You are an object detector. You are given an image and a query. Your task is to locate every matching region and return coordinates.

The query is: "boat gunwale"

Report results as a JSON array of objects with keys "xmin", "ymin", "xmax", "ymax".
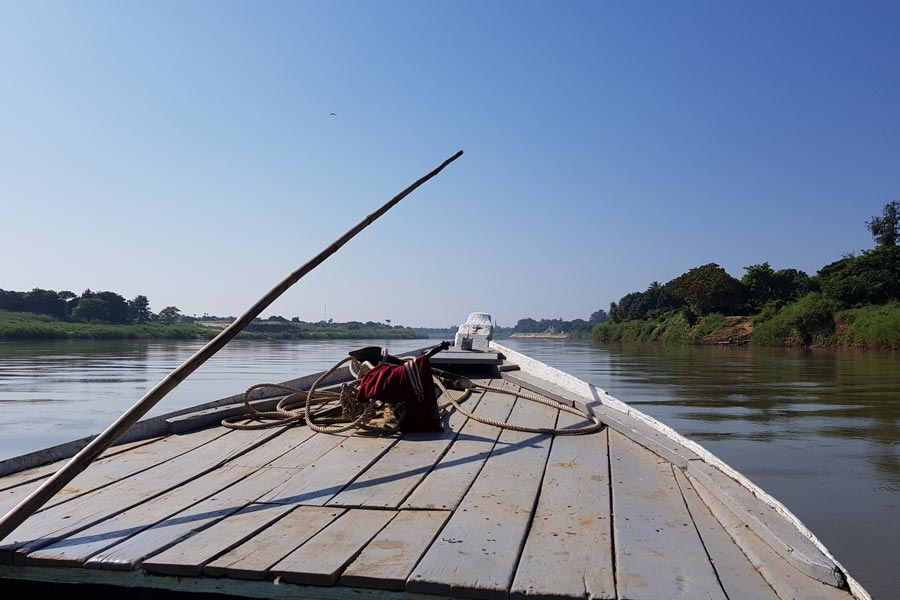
[
  {"xmin": 490, "ymin": 340, "xmax": 871, "ymax": 600},
  {"xmin": 0, "ymin": 341, "xmax": 872, "ymax": 600},
  {"xmin": 0, "ymin": 344, "xmax": 444, "ymax": 478}
]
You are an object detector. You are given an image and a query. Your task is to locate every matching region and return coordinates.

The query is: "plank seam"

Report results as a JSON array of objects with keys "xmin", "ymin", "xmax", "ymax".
[
  {"xmin": 448, "ymin": 380, "xmax": 518, "ymax": 509},
  {"xmin": 14, "ymin": 427, "xmax": 288, "ymax": 559},
  {"xmin": 0, "ymin": 437, "xmax": 166, "ymax": 494},
  {"xmin": 606, "ymin": 427, "xmax": 618, "ymax": 600},
  {"xmin": 374, "ymin": 511, "xmax": 452, "ymax": 592},
  {"xmin": 331, "ymin": 510, "xmax": 401, "ymax": 584},
  {"xmin": 406, "ymin": 379, "xmax": 515, "ymax": 513},
  {"xmin": 507, "ymin": 387, "xmax": 559, "ymax": 600},
  {"xmin": 25, "ymin": 429, "xmax": 235, "ymax": 515},
  {"xmin": 671, "ymin": 464, "xmax": 732, "ymax": 600},
  {"xmin": 100, "ymin": 430, "xmax": 332, "ymax": 568},
  {"xmin": 146, "ymin": 502, "xmax": 307, "ymax": 574},
  {"xmin": 391, "ymin": 389, "xmax": 486, "ymax": 509},
  {"xmin": 674, "ymin": 468, "xmax": 781, "ymax": 600},
  {"xmin": 319, "ymin": 436, "xmax": 403, "ymax": 506}
]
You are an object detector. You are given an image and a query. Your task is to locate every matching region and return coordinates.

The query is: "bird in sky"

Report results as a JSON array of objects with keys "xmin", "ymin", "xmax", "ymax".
[{"xmin": 329, "ymin": 112, "xmax": 337, "ymax": 116}]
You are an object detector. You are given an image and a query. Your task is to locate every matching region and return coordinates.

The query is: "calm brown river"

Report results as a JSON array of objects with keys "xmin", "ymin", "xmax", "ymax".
[{"xmin": 0, "ymin": 338, "xmax": 897, "ymax": 597}]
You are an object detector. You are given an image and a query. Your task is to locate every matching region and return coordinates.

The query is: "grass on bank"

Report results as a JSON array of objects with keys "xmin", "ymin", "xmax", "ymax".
[
  {"xmin": 0, "ymin": 311, "xmax": 427, "ymax": 341},
  {"xmin": 835, "ymin": 303, "xmax": 900, "ymax": 349},
  {"xmin": 594, "ymin": 296, "xmax": 900, "ymax": 349},
  {"xmin": 593, "ymin": 310, "xmax": 698, "ymax": 344},
  {"xmin": 0, "ymin": 311, "xmax": 219, "ymax": 340},
  {"xmin": 752, "ymin": 294, "xmax": 900, "ymax": 348}
]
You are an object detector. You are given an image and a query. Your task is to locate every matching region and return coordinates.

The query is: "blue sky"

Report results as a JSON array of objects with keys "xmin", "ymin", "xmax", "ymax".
[{"xmin": 2, "ymin": 1, "xmax": 899, "ymax": 327}]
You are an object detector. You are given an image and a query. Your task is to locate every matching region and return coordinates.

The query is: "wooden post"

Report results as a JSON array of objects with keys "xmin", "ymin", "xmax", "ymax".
[{"xmin": 0, "ymin": 150, "xmax": 463, "ymax": 541}]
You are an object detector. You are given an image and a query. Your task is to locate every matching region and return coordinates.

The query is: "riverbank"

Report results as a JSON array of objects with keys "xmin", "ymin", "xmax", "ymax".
[
  {"xmin": 0, "ymin": 311, "xmax": 427, "ymax": 341},
  {"xmin": 508, "ymin": 332, "xmax": 570, "ymax": 339},
  {"xmin": 594, "ymin": 301, "xmax": 900, "ymax": 349}
]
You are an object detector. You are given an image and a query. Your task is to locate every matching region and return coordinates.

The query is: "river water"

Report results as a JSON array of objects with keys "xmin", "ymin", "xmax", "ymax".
[{"xmin": 0, "ymin": 338, "xmax": 897, "ymax": 597}]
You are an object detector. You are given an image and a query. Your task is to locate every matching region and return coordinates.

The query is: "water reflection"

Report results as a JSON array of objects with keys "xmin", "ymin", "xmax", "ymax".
[
  {"xmin": 1, "ymin": 338, "xmax": 898, "ymax": 597},
  {"xmin": 0, "ymin": 338, "xmax": 431, "ymax": 461},
  {"xmin": 499, "ymin": 338, "xmax": 899, "ymax": 598}
]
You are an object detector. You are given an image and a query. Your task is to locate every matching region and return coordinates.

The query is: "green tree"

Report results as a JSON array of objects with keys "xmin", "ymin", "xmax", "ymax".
[
  {"xmin": 589, "ymin": 309, "xmax": 608, "ymax": 325},
  {"xmin": 514, "ymin": 318, "xmax": 541, "ymax": 333},
  {"xmin": 643, "ymin": 281, "xmax": 682, "ymax": 315},
  {"xmin": 95, "ymin": 291, "xmax": 129, "ymax": 324},
  {"xmin": 742, "ymin": 263, "xmax": 811, "ymax": 311},
  {"xmin": 71, "ymin": 298, "xmax": 110, "ymax": 322},
  {"xmin": 58, "ymin": 291, "xmax": 76, "ymax": 318},
  {"xmin": 666, "ymin": 263, "xmax": 744, "ymax": 316},
  {"xmin": 0, "ymin": 289, "xmax": 26, "ymax": 312},
  {"xmin": 817, "ymin": 246, "xmax": 900, "ymax": 307},
  {"xmin": 22, "ymin": 288, "xmax": 67, "ymax": 319},
  {"xmin": 158, "ymin": 306, "xmax": 181, "ymax": 324},
  {"xmin": 567, "ymin": 318, "xmax": 591, "ymax": 333},
  {"xmin": 128, "ymin": 295, "xmax": 151, "ymax": 324},
  {"xmin": 866, "ymin": 200, "xmax": 900, "ymax": 247},
  {"xmin": 608, "ymin": 302, "xmax": 621, "ymax": 324},
  {"xmin": 615, "ymin": 291, "xmax": 652, "ymax": 322}
]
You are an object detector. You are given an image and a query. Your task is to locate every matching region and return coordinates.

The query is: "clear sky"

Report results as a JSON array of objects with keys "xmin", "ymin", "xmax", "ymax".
[{"xmin": 2, "ymin": 1, "xmax": 899, "ymax": 327}]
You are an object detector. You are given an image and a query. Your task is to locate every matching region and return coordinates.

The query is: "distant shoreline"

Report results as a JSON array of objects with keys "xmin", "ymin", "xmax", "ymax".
[
  {"xmin": 0, "ymin": 311, "xmax": 427, "ymax": 341},
  {"xmin": 509, "ymin": 332, "xmax": 570, "ymax": 339}
]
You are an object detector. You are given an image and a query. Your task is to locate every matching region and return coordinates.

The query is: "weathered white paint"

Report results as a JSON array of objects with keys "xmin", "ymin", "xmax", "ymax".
[
  {"xmin": 510, "ymin": 414, "xmax": 615, "ymax": 600},
  {"xmin": 491, "ymin": 341, "xmax": 871, "ymax": 600}
]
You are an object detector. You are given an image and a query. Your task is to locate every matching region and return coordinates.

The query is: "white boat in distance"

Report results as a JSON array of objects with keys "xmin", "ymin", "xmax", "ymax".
[{"xmin": 0, "ymin": 314, "xmax": 871, "ymax": 600}]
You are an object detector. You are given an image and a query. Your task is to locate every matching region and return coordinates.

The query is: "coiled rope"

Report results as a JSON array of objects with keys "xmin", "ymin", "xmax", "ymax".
[{"xmin": 221, "ymin": 354, "xmax": 603, "ymax": 436}]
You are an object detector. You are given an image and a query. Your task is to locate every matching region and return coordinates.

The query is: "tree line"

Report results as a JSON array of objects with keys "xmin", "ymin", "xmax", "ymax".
[
  {"xmin": 505, "ymin": 310, "xmax": 609, "ymax": 335},
  {"xmin": 0, "ymin": 287, "xmax": 422, "ymax": 331},
  {"xmin": 0, "ymin": 289, "xmax": 186, "ymax": 325},
  {"xmin": 606, "ymin": 201, "xmax": 900, "ymax": 324}
]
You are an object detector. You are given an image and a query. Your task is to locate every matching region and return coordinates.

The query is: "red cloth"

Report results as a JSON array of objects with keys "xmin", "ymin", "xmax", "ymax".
[{"xmin": 355, "ymin": 355, "xmax": 443, "ymax": 432}]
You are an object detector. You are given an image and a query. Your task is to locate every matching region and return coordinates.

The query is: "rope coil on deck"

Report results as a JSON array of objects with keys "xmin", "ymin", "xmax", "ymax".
[{"xmin": 221, "ymin": 352, "xmax": 603, "ymax": 436}]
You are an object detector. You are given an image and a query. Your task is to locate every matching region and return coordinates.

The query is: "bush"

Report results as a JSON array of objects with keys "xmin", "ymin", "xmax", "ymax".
[
  {"xmin": 752, "ymin": 293, "xmax": 840, "ymax": 346},
  {"xmin": 835, "ymin": 303, "xmax": 900, "ymax": 349},
  {"xmin": 817, "ymin": 246, "xmax": 900, "ymax": 307},
  {"xmin": 594, "ymin": 311, "xmax": 691, "ymax": 344},
  {"xmin": 691, "ymin": 313, "xmax": 726, "ymax": 341}
]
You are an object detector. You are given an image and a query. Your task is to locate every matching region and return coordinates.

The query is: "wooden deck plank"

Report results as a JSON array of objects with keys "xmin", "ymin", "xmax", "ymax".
[
  {"xmin": 23, "ymin": 464, "xmax": 257, "ymax": 566},
  {"xmin": 0, "ymin": 426, "xmax": 283, "ymax": 561},
  {"xmin": 0, "ymin": 436, "xmax": 164, "ymax": 493},
  {"xmin": 0, "ymin": 427, "xmax": 227, "ymax": 516},
  {"xmin": 140, "ymin": 502, "xmax": 296, "ymax": 576},
  {"xmin": 204, "ymin": 505, "xmax": 344, "ymax": 580},
  {"xmin": 341, "ymin": 510, "xmax": 450, "ymax": 590},
  {"xmin": 503, "ymin": 370, "xmax": 698, "ymax": 467},
  {"xmin": 257, "ymin": 433, "xmax": 399, "ymax": 506},
  {"xmin": 98, "ymin": 429, "xmax": 352, "ymax": 573},
  {"xmin": 609, "ymin": 429, "xmax": 725, "ymax": 600},
  {"xmin": 326, "ymin": 394, "xmax": 478, "ymax": 508},
  {"xmin": 82, "ymin": 468, "xmax": 303, "ymax": 570},
  {"xmin": 510, "ymin": 415, "xmax": 615, "ymax": 600},
  {"xmin": 78, "ymin": 427, "xmax": 335, "ymax": 571},
  {"xmin": 270, "ymin": 508, "xmax": 396, "ymax": 585},
  {"xmin": 687, "ymin": 471, "xmax": 854, "ymax": 600},
  {"xmin": 407, "ymin": 392, "xmax": 557, "ymax": 599},
  {"xmin": 402, "ymin": 383, "xmax": 517, "ymax": 511},
  {"xmin": 672, "ymin": 468, "xmax": 779, "ymax": 600},
  {"xmin": 687, "ymin": 459, "xmax": 845, "ymax": 588},
  {"xmin": 20, "ymin": 428, "xmax": 316, "ymax": 566}
]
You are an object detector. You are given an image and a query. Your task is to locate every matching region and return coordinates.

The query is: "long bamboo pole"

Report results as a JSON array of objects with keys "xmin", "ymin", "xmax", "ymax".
[{"xmin": 0, "ymin": 150, "xmax": 463, "ymax": 540}]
